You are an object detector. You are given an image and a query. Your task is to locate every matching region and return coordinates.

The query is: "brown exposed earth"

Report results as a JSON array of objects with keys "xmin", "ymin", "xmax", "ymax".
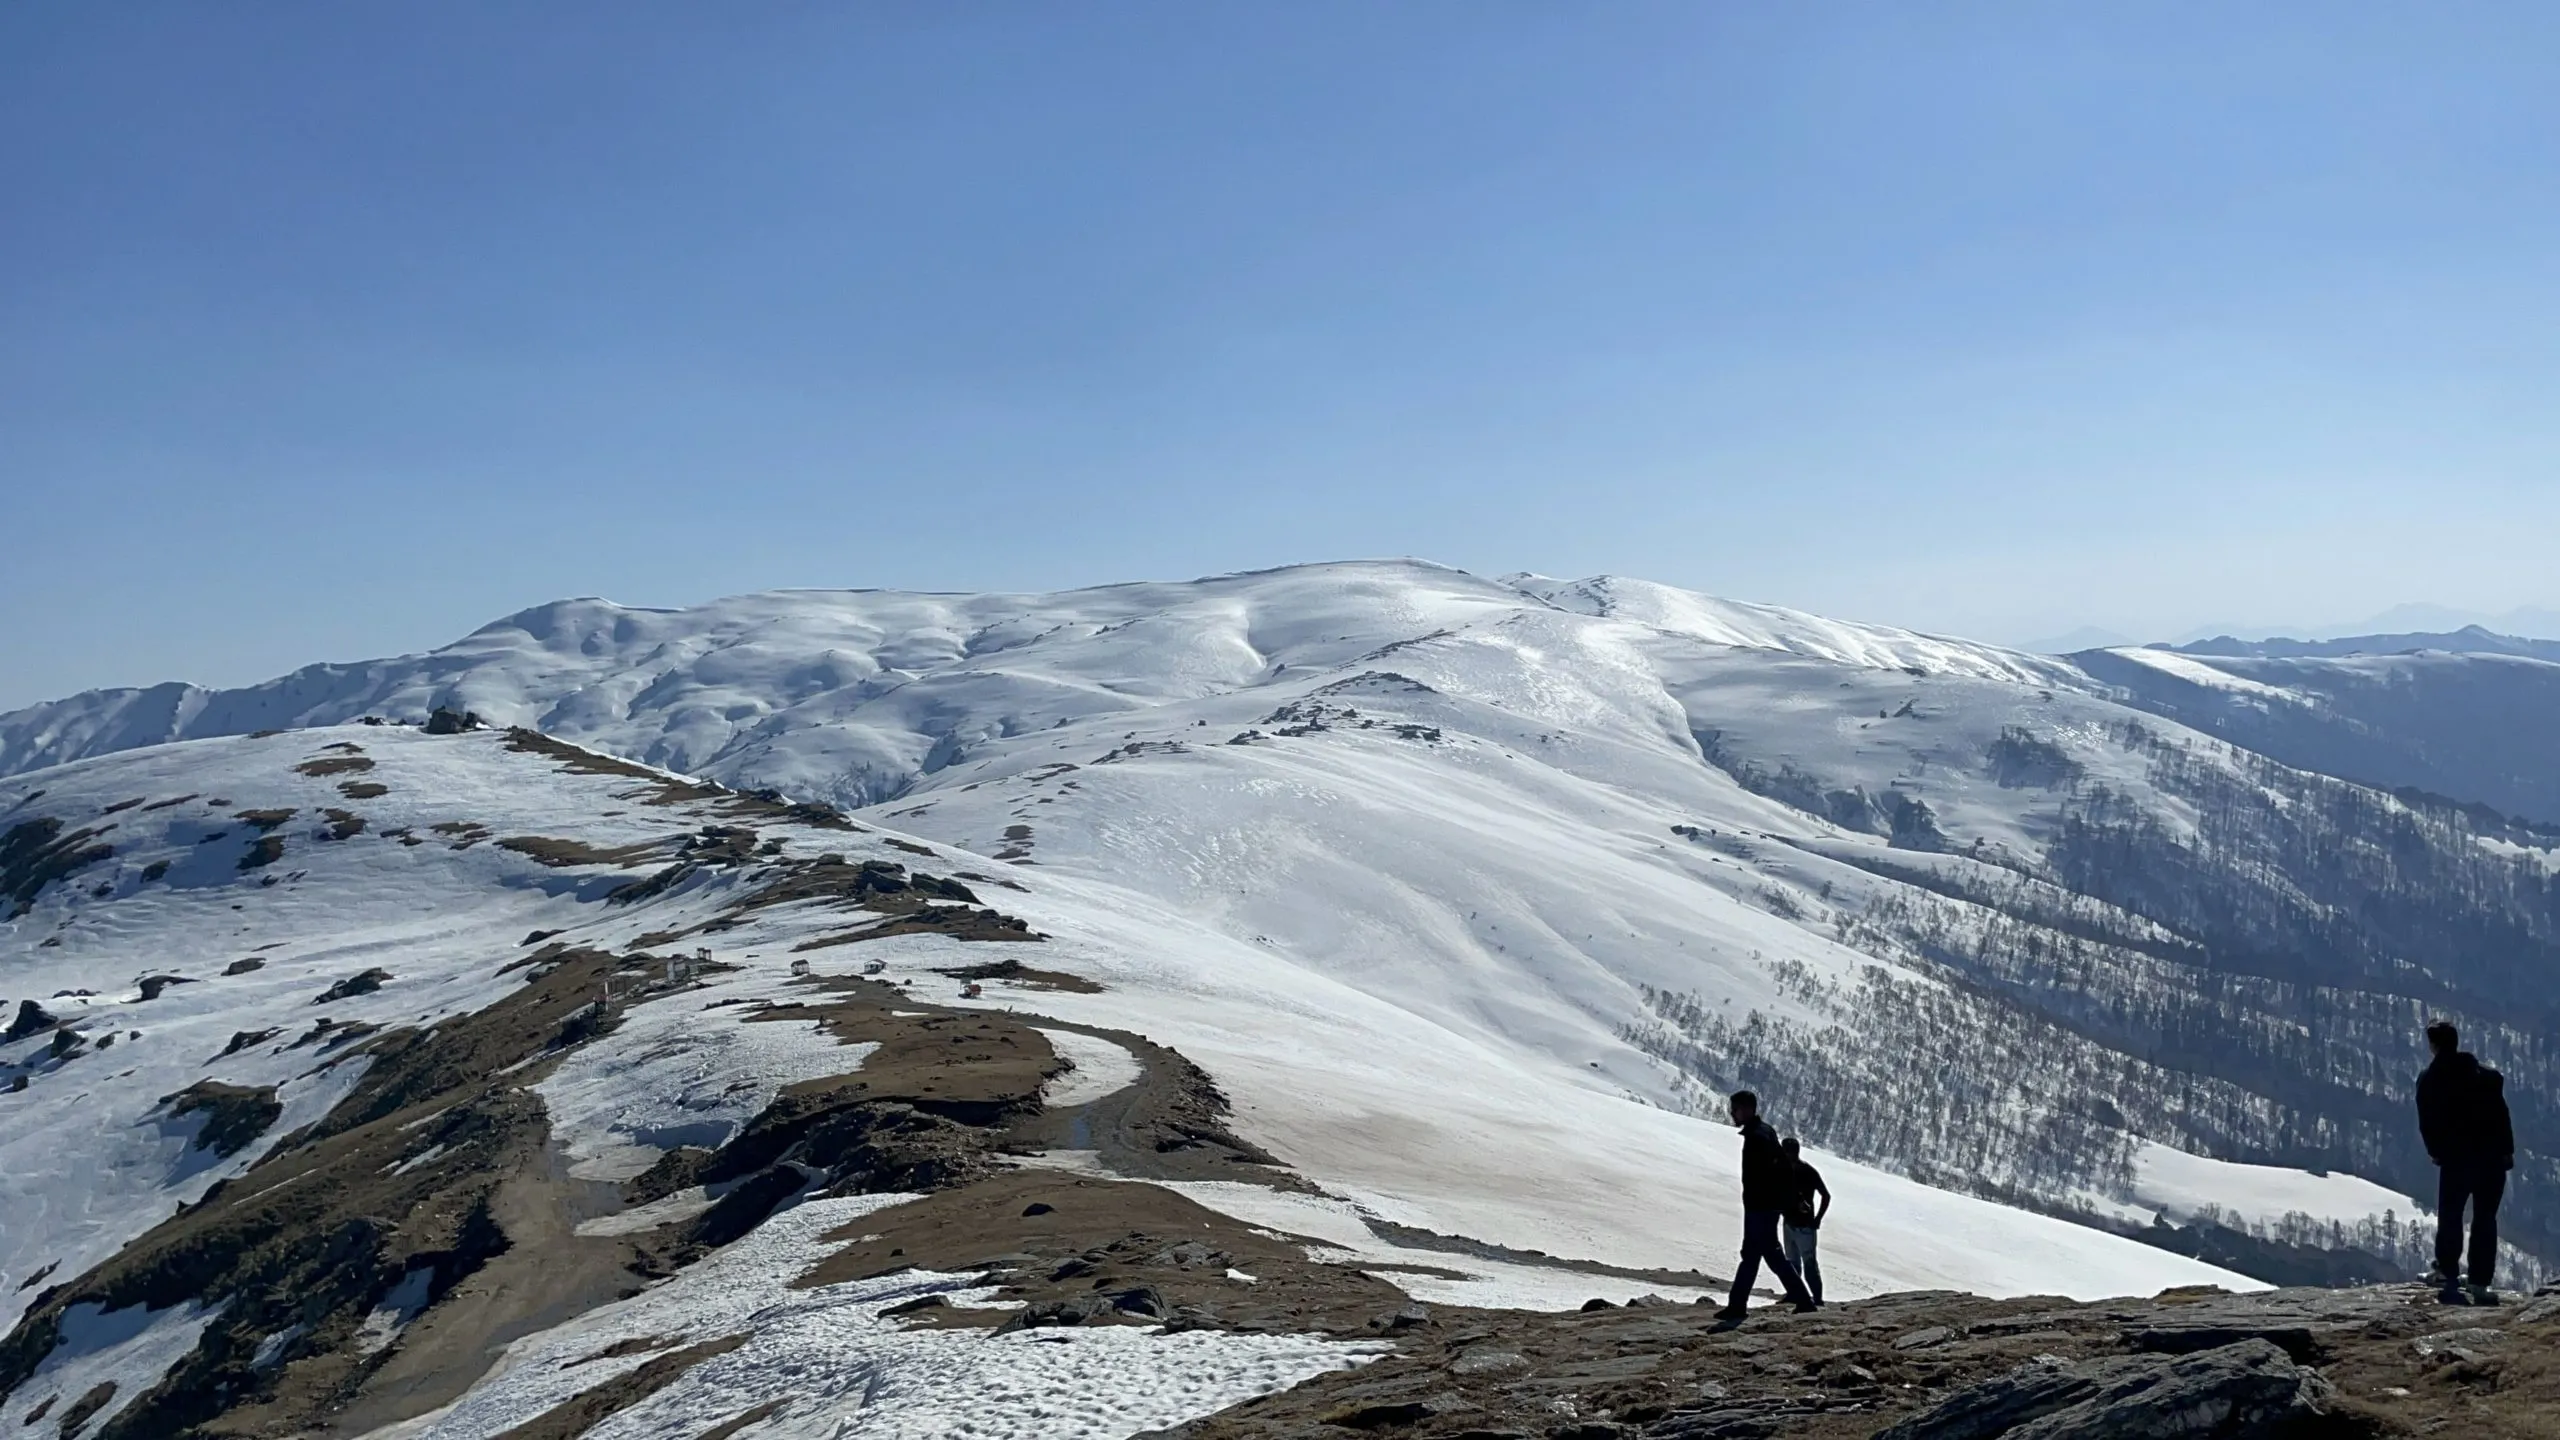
[{"xmin": 495, "ymin": 835, "xmax": 671, "ymax": 868}]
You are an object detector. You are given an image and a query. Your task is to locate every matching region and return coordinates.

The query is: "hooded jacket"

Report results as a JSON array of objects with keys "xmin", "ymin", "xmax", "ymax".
[{"xmin": 2418, "ymin": 1050, "xmax": 2516, "ymax": 1169}]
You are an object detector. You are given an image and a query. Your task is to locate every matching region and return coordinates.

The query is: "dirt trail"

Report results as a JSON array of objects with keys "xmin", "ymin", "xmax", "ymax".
[
  {"xmin": 320, "ymin": 1142, "xmax": 643, "ymax": 1438},
  {"xmin": 1003, "ymin": 1014, "xmax": 1307, "ymax": 1187},
  {"xmin": 1359, "ymin": 1217, "xmax": 1729, "ymax": 1295}
]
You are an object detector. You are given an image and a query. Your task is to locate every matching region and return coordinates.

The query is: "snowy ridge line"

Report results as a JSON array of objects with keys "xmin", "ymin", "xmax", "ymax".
[{"xmin": 0, "ymin": 560, "xmax": 2088, "ymax": 795}]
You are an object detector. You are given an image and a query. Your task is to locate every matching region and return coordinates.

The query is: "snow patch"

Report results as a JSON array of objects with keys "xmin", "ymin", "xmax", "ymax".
[
  {"xmin": 573, "ymin": 1187, "xmax": 719, "ymax": 1238},
  {"xmin": 1168, "ymin": 1182, "xmax": 1714, "ymax": 1311},
  {"xmin": 2132, "ymin": 1143, "xmax": 2424, "ymax": 1232},
  {"xmin": 535, "ymin": 986, "xmax": 878, "ymax": 1181},
  {"xmin": 1037, "ymin": 1029, "xmax": 1143, "ymax": 1108},
  {"xmin": 13, "ymin": 1298, "xmax": 226, "ymax": 1440},
  {"xmin": 356, "ymin": 1267, "xmax": 436, "ymax": 1355},
  {"xmin": 390, "ymin": 1194, "xmax": 1380, "ymax": 1439}
]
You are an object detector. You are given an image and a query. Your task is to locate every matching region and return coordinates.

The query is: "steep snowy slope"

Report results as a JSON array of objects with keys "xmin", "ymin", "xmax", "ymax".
[{"xmin": 2, "ymin": 724, "xmax": 2253, "ymax": 1438}]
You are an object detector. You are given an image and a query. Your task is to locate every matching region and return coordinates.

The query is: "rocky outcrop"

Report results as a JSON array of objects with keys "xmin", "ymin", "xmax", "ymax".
[
  {"xmin": 2120, "ymin": 1285, "xmax": 2414, "ymax": 1363},
  {"xmin": 1155, "ymin": 1281, "xmax": 2560, "ymax": 1440},
  {"xmin": 1878, "ymin": 1339, "xmax": 2332, "ymax": 1439},
  {"xmin": 1, "ymin": 816, "xmax": 113, "ymax": 919},
  {"xmin": 5, "ymin": 999, "xmax": 57, "ymax": 1041},
  {"xmin": 160, "ymin": 1081, "xmax": 284, "ymax": 1159},
  {"xmin": 313, "ymin": 967, "xmax": 392, "ymax": 1004}
]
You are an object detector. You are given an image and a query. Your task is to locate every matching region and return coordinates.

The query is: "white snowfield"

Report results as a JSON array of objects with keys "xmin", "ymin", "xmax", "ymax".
[
  {"xmin": 2130, "ymin": 1144, "xmax": 2424, "ymax": 1235},
  {"xmin": 3, "ymin": 562, "xmax": 2339, "ymax": 1433}
]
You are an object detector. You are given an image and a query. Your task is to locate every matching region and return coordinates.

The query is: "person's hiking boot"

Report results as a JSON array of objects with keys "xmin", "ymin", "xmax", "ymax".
[
  {"xmin": 2468, "ymin": 1285, "xmax": 2501, "ymax": 1306},
  {"xmin": 1791, "ymin": 1298, "xmax": 1821, "ymax": 1314},
  {"xmin": 2437, "ymin": 1280, "xmax": 2470, "ymax": 1305},
  {"xmin": 1712, "ymin": 1305, "xmax": 1749, "ymax": 1322}
]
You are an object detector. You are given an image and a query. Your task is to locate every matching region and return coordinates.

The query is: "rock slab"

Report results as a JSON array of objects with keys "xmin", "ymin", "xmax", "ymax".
[{"xmin": 1877, "ymin": 1338, "xmax": 2333, "ymax": 1440}]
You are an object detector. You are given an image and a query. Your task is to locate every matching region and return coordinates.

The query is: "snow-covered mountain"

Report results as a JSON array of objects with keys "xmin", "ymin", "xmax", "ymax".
[
  {"xmin": 6, "ymin": 560, "xmax": 2556, "ymax": 1436},
  {"xmin": 0, "ymin": 564, "xmax": 2078, "ymax": 803},
  {"xmin": 2078, "ymin": 638, "xmax": 2560, "ymax": 827}
]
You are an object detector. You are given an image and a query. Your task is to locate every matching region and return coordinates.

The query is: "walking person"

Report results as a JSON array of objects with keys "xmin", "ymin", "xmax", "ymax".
[
  {"xmin": 2416, "ymin": 1021, "xmax": 2516, "ymax": 1304},
  {"xmin": 1781, "ymin": 1137, "xmax": 1831, "ymax": 1306},
  {"xmin": 1717, "ymin": 1091, "xmax": 1818, "ymax": 1319}
]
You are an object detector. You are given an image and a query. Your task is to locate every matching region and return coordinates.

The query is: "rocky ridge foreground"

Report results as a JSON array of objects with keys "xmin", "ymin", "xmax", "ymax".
[{"xmin": 1147, "ymin": 1281, "xmax": 2560, "ymax": 1439}]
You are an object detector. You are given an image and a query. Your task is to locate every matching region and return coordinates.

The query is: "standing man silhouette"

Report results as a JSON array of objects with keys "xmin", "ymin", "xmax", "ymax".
[
  {"xmin": 2417, "ymin": 1021, "xmax": 2516, "ymax": 1303},
  {"xmin": 1717, "ymin": 1090, "xmax": 1818, "ymax": 1319},
  {"xmin": 1781, "ymin": 1136, "xmax": 1831, "ymax": 1305}
]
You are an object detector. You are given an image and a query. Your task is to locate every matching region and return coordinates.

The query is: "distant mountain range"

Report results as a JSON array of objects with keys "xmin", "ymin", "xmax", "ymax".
[
  {"xmin": 2019, "ymin": 603, "xmax": 2560, "ymax": 655},
  {"xmin": 2074, "ymin": 633, "xmax": 2560, "ymax": 829},
  {"xmin": 2268, "ymin": 602, "xmax": 2560, "ymax": 643},
  {"xmin": 2170, "ymin": 626, "xmax": 2560, "ymax": 663}
]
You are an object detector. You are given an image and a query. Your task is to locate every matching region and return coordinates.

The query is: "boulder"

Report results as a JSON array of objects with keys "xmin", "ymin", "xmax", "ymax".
[
  {"xmin": 313, "ymin": 967, "xmax": 393, "ymax": 1004},
  {"xmin": 2124, "ymin": 1286, "xmax": 2412, "ymax": 1363},
  {"xmin": 2411, "ymin": 1328, "xmax": 2504, "ymax": 1367},
  {"xmin": 2512, "ymin": 1293, "xmax": 2560, "ymax": 1327},
  {"xmin": 1109, "ymin": 1285, "xmax": 1167, "ymax": 1319},
  {"xmin": 998, "ymin": 1298, "xmax": 1096, "ymax": 1332},
  {"xmin": 1148, "ymin": 1240, "xmax": 1222, "ymax": 1268},
  {"xmin": 1878, "ymin": 1339, "xmax": 2333, "ymax": 1440}
]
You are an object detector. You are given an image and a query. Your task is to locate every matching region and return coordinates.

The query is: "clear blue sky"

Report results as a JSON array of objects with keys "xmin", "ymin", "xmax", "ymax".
[{"xmin": 5, "ymin": 3, "xmax": 2557, "ymax": 706}]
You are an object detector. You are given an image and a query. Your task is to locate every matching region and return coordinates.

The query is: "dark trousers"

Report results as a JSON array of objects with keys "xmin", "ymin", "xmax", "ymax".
[
  {"xmin": 1727, "ymin": 1209, "xmax": 1812, "ymax": 1310},
  {"xmin": 2436, "ymin": 1160, "xmax": 2506, "ymax": 1288}
]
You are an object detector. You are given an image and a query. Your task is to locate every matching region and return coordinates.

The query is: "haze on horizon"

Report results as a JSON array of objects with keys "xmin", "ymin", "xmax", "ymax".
[{"xmin": 5, "ymin": 4, "xmax": 2557, "ymax": 711}]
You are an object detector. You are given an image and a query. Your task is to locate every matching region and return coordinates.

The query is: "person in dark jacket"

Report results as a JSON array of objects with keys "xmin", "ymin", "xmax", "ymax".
[
  {"xmin": 2417, "ymin": 1020, "xmax": 2517, "ymax": 1303},
  {"xmin": 1717, "ymin": 1091, "xmax": 1817, "ymax": 1318},
  {"xmin": 1780, "ymin": 1137, "xmax": 1831, "ymax": 1304}
]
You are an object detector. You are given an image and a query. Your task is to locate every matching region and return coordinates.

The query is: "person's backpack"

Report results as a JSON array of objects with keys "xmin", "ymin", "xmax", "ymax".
[{"xmin": 2481, "ymin": 1065, "xmax": 2517, "ymax": 1166}]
